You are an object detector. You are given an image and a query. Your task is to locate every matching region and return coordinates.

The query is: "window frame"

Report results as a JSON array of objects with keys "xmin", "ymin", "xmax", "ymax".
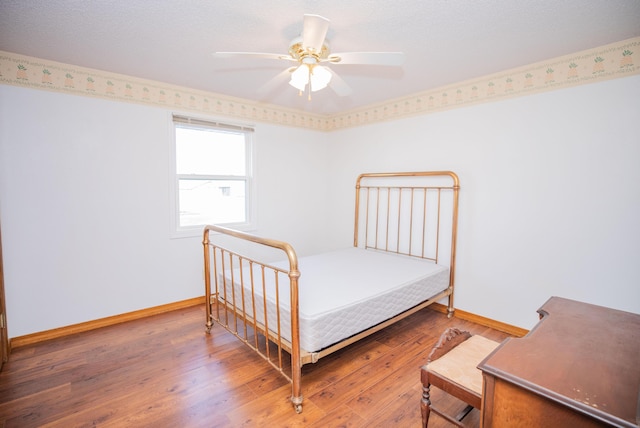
[{"xmin": 169, "ymin": 113, "xmax": 256, "ymax": 238}]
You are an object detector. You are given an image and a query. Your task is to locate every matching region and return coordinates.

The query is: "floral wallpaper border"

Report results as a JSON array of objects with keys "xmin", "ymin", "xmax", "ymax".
[
  {"xmin": 1, "ymin": 36, "xmax": 638, "ymax": 132},
  {"xmin": 0, "ymin": 52, "xmax": 329, "ymax": 131},
  {"xmin": 331, "ymin": 37, "xmax": 639, "ymax": 130}
]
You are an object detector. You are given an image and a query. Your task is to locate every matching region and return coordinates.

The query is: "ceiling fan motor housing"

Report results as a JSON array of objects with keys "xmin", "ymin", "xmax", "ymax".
[{"xmin": 288, "ymin": 36, "xmax": 330, "ymax": 65}]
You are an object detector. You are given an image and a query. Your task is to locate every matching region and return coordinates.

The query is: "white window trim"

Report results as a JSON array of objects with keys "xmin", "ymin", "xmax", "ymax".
[{"xmin": 169, "ymin": 112, "xmax": 257, "ymax": 239}]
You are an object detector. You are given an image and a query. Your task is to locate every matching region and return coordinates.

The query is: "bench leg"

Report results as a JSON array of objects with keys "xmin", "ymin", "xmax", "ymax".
[{"xmin": 421, "ymin": 382, "xmax": 432, "ymax": 428}]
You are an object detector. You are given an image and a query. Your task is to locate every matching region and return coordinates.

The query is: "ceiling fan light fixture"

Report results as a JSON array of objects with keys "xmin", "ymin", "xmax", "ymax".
[
  {"xmin": 289, "ymin": 64, "xmax": 309, "ymax": 91},
  {"xmin": 310, "ymin": 65, "xmax": 332, "ymax": 92},
  {"xmin": 289, "ymin": 64, "xmax": 332, "ymax": 93}
]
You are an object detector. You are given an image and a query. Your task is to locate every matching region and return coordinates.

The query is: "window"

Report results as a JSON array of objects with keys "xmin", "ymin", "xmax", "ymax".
[{"xmin": 171, "ymin": 115, "xmax": 254, "ymax": 236}]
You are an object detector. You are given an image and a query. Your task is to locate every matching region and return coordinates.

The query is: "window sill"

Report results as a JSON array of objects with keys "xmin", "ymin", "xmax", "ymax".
[{"xmin": 170, "ymin": 222, "xmax": 256, "ymax": 240}]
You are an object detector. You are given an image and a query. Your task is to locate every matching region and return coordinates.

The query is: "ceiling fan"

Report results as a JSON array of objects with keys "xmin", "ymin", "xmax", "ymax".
[{"xmin": 214, "ymin": 14, "xmax": 405, "ymax": 99}]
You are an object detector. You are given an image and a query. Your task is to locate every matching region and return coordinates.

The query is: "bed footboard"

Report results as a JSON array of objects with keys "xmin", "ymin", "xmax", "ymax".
[{"xmin": 202, "ymin": 225, "xmax": 305, "ymax": 413}]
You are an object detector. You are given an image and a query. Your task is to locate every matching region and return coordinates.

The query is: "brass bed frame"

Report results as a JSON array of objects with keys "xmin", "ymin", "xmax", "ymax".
[{"xmin": 202, "ymin": 171, "xmax": 460, "ymax": 413}]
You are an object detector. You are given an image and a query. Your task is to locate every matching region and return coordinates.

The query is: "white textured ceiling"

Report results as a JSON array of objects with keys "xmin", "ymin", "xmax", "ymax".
[{"xmin": 1, "ymin": 0, "xmax": 639, "ymax": 115}]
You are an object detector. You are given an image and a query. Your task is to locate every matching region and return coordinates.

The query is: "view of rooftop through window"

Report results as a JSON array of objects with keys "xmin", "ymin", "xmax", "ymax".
[{"xmin": 175, "ymin": 125, "xmax": 249, "ymax": 228}]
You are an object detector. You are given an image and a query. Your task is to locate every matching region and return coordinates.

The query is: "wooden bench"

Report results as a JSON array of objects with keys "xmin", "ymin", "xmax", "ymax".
[{"xmin": 420, "ymin": 328, "xmax": 500, "ymax": 427}]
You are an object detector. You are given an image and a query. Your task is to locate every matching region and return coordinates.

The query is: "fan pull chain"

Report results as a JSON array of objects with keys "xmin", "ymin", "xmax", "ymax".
[{"xmin": 296, "ymin": 89, "xmax": 312, "ymax": 100}]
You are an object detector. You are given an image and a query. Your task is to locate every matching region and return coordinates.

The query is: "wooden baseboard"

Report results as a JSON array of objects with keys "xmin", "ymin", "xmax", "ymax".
[
  {"xmin": 10, "ymin": 297, "xmax": 205, "ymax": 349},
  {"xmin": 431, "ymin": 303, "xmax": 529, "ymax": 337},
  {"xmin": 10, "ymin": 298, "xmax": 526, "ymax": 350}
]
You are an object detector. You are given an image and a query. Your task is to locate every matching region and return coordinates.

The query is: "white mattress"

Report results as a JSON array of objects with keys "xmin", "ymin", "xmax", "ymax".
[{"xmin": 218, "ymin": 247, "xmax": 449, "ymax": 352}]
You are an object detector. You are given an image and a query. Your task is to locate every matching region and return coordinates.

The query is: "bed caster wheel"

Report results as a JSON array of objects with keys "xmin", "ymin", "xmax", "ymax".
[{"xmin": 291, "ymin": 396, "xmax": 303, "ymax": 414}]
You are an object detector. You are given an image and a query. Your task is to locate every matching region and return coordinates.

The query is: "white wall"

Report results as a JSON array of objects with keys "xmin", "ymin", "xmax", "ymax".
[
  {"xmin": 254, "ymin": 123, "xmax": 333, "ymax": 254},
  {"xmin": 2, "ymin": 74, "xmax": 639, "ymax": 337},
  {"xmin": 0, "ymin": 86, "xmax": 329, "ymax": 337},
  {"xmin": 326, "ymin": 75, "xmax": 640, "ymax": 329}
]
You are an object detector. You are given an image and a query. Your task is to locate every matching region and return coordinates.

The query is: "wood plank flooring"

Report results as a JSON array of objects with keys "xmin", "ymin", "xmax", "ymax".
[{"xmin": 0, "ymin": 305, "xmax": 511, "ymax": 427}]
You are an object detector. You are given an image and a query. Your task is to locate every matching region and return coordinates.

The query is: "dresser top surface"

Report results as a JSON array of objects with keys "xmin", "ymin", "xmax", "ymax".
[{"xmin": 479, "ymin": 296, "xmax": 640, "ymax": 427}]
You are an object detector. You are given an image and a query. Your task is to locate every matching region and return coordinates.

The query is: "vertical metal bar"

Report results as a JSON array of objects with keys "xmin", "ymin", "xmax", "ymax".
[
  {"xmin": 409, "ymin": 187, "xmax": 415, "ymax": 257},
  {"xmin": 396, "ymin": 187, "xmax": 402, "ymax": 253},
  {"xmin": 364, "ymin": 187, "xmax": 370, "ymax": 248},
  {"xmin": 354, "ymin": 177, "xmax": 362, "ymax": 247},
  {"xmin": 260, "ymin": 265, "xmax": 270, "ymax": 361},
  {"xmin": 385, "ymin": 187, "xmax": 391, "ymax": 251},
  {"xmin": 375, "ymin": 187, "xmax": 381, "ymax": 249},
  {"xmin": 422, "ymin": 188, "xmax": 428, "ymax": 259},
  {"xmin": 220, "ymin": 250, "xmax": 230, "ymax": 326},
  {"xmin": 238, "ymin": 258, "xmax": 248, "ymax": 340},
  {"xmin": 435, "ymin": 189, "xmax": 442, "ymax": 264},
  {"xmin": 229, "ymin": 254, "xmax": 238, "ymax": 333},
  {"xmin": 274, "ymin": 270, "xmax": 283, "ymax": 369},
  {"xmin": 202, "ymin": 230, "xmax": 213, "ymax": 333},
  {"xmin": 213, "ymin": 248, "xmax": 221, "ymax": 321},
  {"xmin": 249, "ymin": 261, "xmax": 259, "ymax": 349}
]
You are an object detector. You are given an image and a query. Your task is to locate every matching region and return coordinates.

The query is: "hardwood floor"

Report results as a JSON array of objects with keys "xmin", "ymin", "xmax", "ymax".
[{"xmin": 0, "ymin": 305, "xmax": 511, "ymax": 427}]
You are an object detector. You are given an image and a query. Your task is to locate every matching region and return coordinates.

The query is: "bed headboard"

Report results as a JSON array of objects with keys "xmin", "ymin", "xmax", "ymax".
[{"xmin": 354, "ymin": 171, "xmax": 460, "ymax": 269}]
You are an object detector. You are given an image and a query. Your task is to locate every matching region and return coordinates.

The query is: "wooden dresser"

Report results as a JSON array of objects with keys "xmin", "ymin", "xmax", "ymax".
[{"xmin": 478, "ymin": 297, "xmax": 640, "ymax": 427}]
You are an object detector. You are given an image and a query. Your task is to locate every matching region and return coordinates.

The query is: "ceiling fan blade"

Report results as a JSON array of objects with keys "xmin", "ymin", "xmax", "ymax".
[
  {"xmin": 326, "ymin": 68, "xmax": 352, "ymax": 97},
  {"xmin": 302, "ymin": 14, "xmax": 330, "ymax": 52},
  {"xmin": 214, "ymin": 52, "xmax": 295, "ymax": 61},
  {"xmin": 328, "ymin": 52, "xmax": 405, "ymax": 66},
  {"xmin": 257, "ymin": 67, "xmax": 296, "ymax": 96}
]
